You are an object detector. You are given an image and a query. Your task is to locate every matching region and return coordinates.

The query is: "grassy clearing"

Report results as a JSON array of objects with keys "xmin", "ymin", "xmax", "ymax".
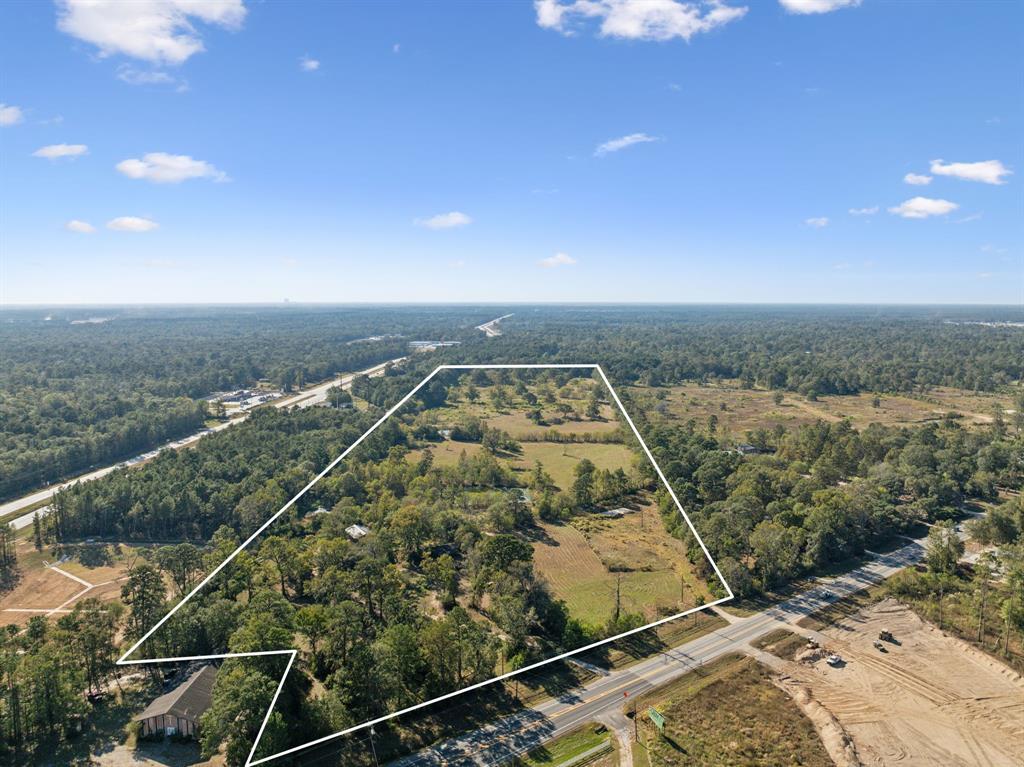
[
  {"xmin": 487, "ymin": 406, "xmax": 620, "ymax": 440},
  {"xmin": 409, "ymin": 440, "xmax": 485, "ymax": 467},
  {"xmin": 514, "ymin": 723, "xmax": 612, "ymax": 766},
  {"xmin": 513, "ymin": 442, "xmax": 637, "ymax": 491},
  {"xmin": 534, "ymin": 510, "xmax": 708, "ymax": 626},
  {"xmin": 632, "ymin": 380, "xmax": 1008, "ymax": 436},
  {"xmin": 631, "ymin": 654, "xmax": 832, "ymax": 767}
]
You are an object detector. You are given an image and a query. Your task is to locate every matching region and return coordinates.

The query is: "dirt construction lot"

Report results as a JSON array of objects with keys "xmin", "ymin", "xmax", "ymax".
[{"xmin": 778, "ymin": 599, "xmax": 1024, "ymax": 766}]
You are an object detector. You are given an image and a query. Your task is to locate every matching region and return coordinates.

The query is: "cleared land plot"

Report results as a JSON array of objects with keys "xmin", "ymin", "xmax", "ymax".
[
  {"xmin": 0, "ymin": 541, "xmax": 137, "ymax": 626},
  {"xmin": 409, "ymin": 440, "xmax": 485, "ymax": 467},
  {"xmin": 635, "ymin": 381, "xmax": 1011, "ymax": 434},
  {"xmin": 0, "ymin": 563, "xmax": 82, "ymax": 615},
  {"xmin": 632, "ymin": 653, "xmax": 833, "ymax": 767},
  {"xmin": 785, "ymin": 598, "xmax": 1024, "ymax": 766},
  {"xmin": 533, "ymin": 508, "xmax": 710, "ymax": 626},
  {"xmin": 512, "ymin": 442, "xmax": 637, "ymax": 491},
  {"xmin": 486, "ymin": 405, "xmax": 621, "ymax": 440}
]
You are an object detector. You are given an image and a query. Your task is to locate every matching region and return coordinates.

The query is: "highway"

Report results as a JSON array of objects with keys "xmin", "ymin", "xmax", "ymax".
[
  {"xmin": 476, "ymin": 314, "xmax": 513, "ymax": 337},
  {"xmin": 1, "ymin": 357, "xmax": 404, "ymax": 530},
  {"xmin": 389, "ymin": 537, "xmax": 932, "ymax": 766}
]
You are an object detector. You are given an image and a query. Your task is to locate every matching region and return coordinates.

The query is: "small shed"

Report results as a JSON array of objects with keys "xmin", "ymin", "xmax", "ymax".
[
  {"xmin": 136, "ymin": 665, "xmax": 217, "ymax": 739},
  {"xmin": 345, "ymin": 523, "xmax": 370, "ymax": 541}
]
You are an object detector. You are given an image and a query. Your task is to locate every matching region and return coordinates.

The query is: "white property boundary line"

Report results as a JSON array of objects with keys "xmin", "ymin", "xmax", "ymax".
[{"xmin": 117, "ymin": 363, "xmax": 733, "ymax": 766}]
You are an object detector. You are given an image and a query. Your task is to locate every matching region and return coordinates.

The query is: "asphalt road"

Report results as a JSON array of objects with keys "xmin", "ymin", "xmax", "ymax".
[
  {"xmin": 389, "ymin": 537, "xmax": 931, "ymax": 766},
  {"xmin": 1, "ymin": 357, "xmax": 405, "ymax": 529},
  {"xmin": 476, "ymin": 314, "xmax": 513, "ymax": 338}
]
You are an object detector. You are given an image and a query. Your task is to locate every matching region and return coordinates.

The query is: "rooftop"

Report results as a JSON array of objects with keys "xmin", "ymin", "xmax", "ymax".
[{"xmin": 135, "ymin": 665, "xmax": 217, "ymax": 723}]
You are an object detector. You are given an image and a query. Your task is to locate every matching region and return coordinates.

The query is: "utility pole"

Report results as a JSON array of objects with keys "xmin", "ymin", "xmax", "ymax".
[{"xmin": 368, "ymin": 726, "xmax": 380, "ymax": 767}]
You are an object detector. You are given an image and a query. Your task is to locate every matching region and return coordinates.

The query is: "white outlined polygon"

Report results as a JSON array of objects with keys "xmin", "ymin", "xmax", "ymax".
[{"xmin": 117, "ymin": 364, "xmax": 733, "ymax": 765}]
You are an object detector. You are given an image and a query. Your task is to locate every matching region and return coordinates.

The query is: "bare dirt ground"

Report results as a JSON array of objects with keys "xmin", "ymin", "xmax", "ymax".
[
  {"xmin": 0, "ymin": 560, "xmax": 83, "ymax": 616},
  {"xmin": 772, "ymin": 599, "xmax": 1024, "ymax": 766},
  {"xmin": 93, "ymin": 741, "xmax": 218, "ymax": 767}
]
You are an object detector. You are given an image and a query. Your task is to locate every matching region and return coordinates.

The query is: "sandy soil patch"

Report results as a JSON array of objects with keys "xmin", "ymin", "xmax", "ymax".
[
  {"xmin": 0, "ymin": 564, "xmax": 83, "ymax": 612},
  {"xmin": 776, "ymin": 598, "xmax": 1023, "ymax": 766}
]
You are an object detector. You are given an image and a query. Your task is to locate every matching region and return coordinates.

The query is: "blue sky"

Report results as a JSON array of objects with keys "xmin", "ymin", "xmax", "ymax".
[{"xmin": 1, "ymin": 0, "xmax": 1021, "ymax": 304}]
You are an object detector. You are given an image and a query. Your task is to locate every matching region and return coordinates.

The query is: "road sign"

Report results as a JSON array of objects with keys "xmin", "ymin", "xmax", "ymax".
[{"xmin": 647, "ymin": 707, "xmax": 665, "ymax": 733}]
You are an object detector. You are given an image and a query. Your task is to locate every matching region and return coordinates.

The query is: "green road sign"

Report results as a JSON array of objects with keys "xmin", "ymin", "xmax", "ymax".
[{"xmin": 647, "ymin": 707, "xmax": 665, "ymax": 733}]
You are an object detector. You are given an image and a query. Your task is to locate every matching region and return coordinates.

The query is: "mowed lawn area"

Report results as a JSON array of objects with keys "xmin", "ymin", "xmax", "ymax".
[{"xmin": 632, "ymin": 654, "xmax": 832, "ymax": 767}]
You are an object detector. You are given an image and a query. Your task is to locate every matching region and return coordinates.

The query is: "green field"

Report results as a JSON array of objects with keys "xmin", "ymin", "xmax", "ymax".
[{"xmin": 512, "ymin": 441, "xmax": 637, "ymax": 490}]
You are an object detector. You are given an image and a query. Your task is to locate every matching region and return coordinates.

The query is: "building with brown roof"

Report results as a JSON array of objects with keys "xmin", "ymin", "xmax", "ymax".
[{"xmin": 135, "ymin": 665, "xmax": 217, "ymax": 739}]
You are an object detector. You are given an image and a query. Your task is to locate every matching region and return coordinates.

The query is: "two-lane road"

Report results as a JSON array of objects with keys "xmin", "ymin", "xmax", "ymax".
[{"xmin": 389, "ymin": 538, "xmax": 930, "ymax": 766}]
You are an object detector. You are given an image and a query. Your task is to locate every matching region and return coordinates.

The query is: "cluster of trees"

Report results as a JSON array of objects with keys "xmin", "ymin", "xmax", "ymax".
[
  {"xmin": 45, "ymin": 406, "xmax": 379, "ymax": 542},
  {"xmin": 0, "ymin": 599, "xmax": 120, "ymax": 759},
  {"xmin": 46, "ymin": 375, "xmax": 643, "ymax": 762},
  {"xmin": 130, "ymin": 449, "xmax": 604, "ymax": 761},
  {"xmin": 635, "ymin": 405, "xmax": 1023, "ymax": 599},
  {"xmin": 0, "ymin": 525, "xmax": 16, "ymax": 590},
  {"xmin": 0, "ymin": 305, "xmax": 487, "ymax": 500},
  {"xmin": 890, "ymin": 493, "xmax": 1024, "ymax": 667}
]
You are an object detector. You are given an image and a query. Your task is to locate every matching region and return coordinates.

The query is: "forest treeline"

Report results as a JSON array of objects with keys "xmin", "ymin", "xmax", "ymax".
[
  {"xmin": 3, "ymin": 306, "xmax": 1024, "ymax": 764},
  {"xmin": 0, "ymin": 306, "xmax": 485, "ymax": 500}
]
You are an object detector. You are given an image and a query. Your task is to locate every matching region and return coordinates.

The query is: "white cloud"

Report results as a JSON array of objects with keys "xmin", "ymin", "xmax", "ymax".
[
  {"xmin": 65, "ymin": 219, "xmax": 95, "ymax": 233},
  {"xmin": 535, "ymin": 0, "xmax": 748, "ymax": 42},
  {"xmin": 415, "ymin": 211, "xmax": 473, "ymax": 229},
  {"xmin": 888, "ymin": 196, "xmax": 958, "ymax": 219},
  {"xmin": 393, "ymin": 43, "xmax": 401, "ymax": 54},
  {"xmin": 0, "ymin": 104, "xmax": 24, "ymax": 126},
  {"xmin": 116, "ymin": 65, "xmax": 182, "ymax": 88},
  {"xmin": 848, "ymin": 206, "xmax": 878, "ymax": 216},
  {"xmin": 779, "ymin": 0, "xmax": 861, "ymax": 13},
  {"xmin": 107, "ymin": 216, "xmax": 159, "ymax": 232},
  {"xmin": 903, "ymin": 172, "xmax": 932, "ymax": 185},
  {"xmin": 929, "ymin": 159, "xmax": 1012, "ymax": 185},
  {"xmin": 116, "ymin": 152, "xmax": 227, "ymax": 183},
  {"xmin": 299, "ymin": 55, "xmax": 320, "ymax": 72},
  {"xmin": 539, "ymin": 252, "xmax": 577, "ymax": 268},
  {"xmin": 805, "ymin": 216, "xmax": 829, "ymax": 228},
  {"xmin": 56, "ymin": 0, "xmax": 247, "ymax": 66},
  {"xmin": 33, "ymin": 143, "xmax": 88, "ymax": 159},
  {"xmin": 595, "ymin": 132, "xmax": 659, "ymax": 156}
]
